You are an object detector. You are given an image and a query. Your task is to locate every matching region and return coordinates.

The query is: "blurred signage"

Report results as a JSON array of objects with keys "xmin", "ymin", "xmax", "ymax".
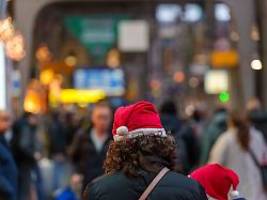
[
  {"xmin": 64, "ymin": 15, "xmax": 128, "ymax": 64},
  {"xmin": 74, "ymin": 68, "xmax": 125, "ymax": 96},
  {"xmin": 59, "ymin": 89, "xmax": 106, "ymax": 104},
  {"xmin": 211, "ymin": 50, "xmax": 239, "ymax": 68},
  {"xmin": 0, "ymin": 42, "xmax": 6, "ymax": 109},
  {"xmin": 190, "ymin": 64, "xmax": 208, "ymax": 75},
  {"xmin": 118, "ymin": 20, "xmax": 149, "ymax": 52},
  {"xmin": 11, "ymin": 69, "xmax": 21, "ymax": 97},
  {"xmin": 204, "ymin": 70, "xmax": 229, "ymax": 94}
]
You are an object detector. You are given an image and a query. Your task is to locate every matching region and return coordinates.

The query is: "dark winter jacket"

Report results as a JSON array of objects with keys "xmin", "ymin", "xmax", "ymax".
[
  {"xmin": 11, "ymin": 118, "xmax": 39, "ymax": 166},
  {"xmin": 248, "ymin": 110, "xmax": 267, "ymax": 143},
  {"xmin": 85, "ymin": 170, "xmax": 208, "ymax": 200},
  {"xmin": 69, "ymin": 127, "xmax": 112, "ymax": 188},
  {"xmin": 0, "ymin": 135, "xmax": 18, "ymax": 200},
  {"xmin": 200, "ymin": 112, "xmax": 227, "ymax": 165}
]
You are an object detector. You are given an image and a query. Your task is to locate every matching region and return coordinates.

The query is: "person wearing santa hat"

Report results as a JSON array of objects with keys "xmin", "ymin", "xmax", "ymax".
[
  {"xmin": 190, "ymin": 164, "xmax": 246, "ymax": 200},
  {"xmin": 83, "ymin": 101, "xmax": 207, "ymax": 200}
]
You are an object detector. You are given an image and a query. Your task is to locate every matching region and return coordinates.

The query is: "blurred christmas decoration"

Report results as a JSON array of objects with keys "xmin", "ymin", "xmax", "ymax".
[
  {"xmin": 24, "ymin": 80, "xmax": 47, "ymax": 114},
  {"xmin": 36, "ymin": 44, "xmax": 52, "ymax": 63},
  {"xmin": 0, "ymin": 17, "xmax": 26, "ymax": 61},
  {"xmin": 40, "ymin": 68, "xmax": 54, "ymax": 85},
  {"xmin": 5, "ymin": 32, "xmax": 25, "ymax": 61},
  {"xmin": 64, "ymin": 55, "xmax": 77, "ymax": 66},
  {"xmin": 107, "ymin": 48, "xmax": 120, "ymax": 68},
  {"xmin": 64, "ymin": 51, "xmax": 77, "ymax": 67},
  {"xmin": 0, "ymin": 17, "xmax": 15, "ymax": 42},
  {"xmin": 173, "ymin": 71, "xmax": 185, "ymax": 83}
]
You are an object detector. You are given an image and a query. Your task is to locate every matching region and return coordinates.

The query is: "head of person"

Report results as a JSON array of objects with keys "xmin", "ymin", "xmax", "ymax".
[
  {"xmin": 23, "ymin": 111, "xmax": 38, "ymax": 126},
  {"xmin": 91, "ymin": 101, "xmax": 112, "ymax": 135},
  {"xmin": 104, "ymin": 101, "xmax": 176, "ymax": 177},
  {"xmin": 228, "ymin": 111, "xmax": 250, "ymax": 151},
  {"xmin": 246, "ymin": 97, "xmax": 261, "ymax": 113},
  {"xmin": 0, "ymin": 110, "xmax": 11, "ymax": 134},
  {"xmin": 159, "ymin": 100, "xmax": 178, "ymax": 116},
  {"xmin": 190, "ymin": 164, "xmax": 246, "ymax": 200}
]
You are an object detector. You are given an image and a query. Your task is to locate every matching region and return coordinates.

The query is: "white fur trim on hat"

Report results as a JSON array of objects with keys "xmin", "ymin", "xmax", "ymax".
[
  {"xmin": 114, "ymin": 128, "xmax": 167, "ymax": 141},
  {"xmin": 230, "ymin": 190, "xmax": 240, "ymax": 199},
  {"xmin": 116, "ymin": 126, "xmax": 129, "ymax": 135}
]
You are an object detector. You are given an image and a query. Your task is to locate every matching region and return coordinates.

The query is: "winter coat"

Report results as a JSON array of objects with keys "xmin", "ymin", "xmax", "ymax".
[
  {"xmin": 69, "ymin": 127, "xmax": 112, "ymax": 188},
  {"xmin": 248, "ymin": 110, "xmax": 267, "ymax": 143},
  {"xmin": 0, "ymin": 135, "xmax": 18, "ymax": 200},
  {"xmin": 85, "ymin": 170, "xmax": 208, "ymax": 200},
  {"xmin": 161, "ymin": 114, "xmax": 200, "ymax": 173},
  {"xmin": 209, "ymin": 127, "xmax": 267, "ymax": 200},
  {"xmin": 200, "ymin": 112, "xmax": 227, "ymax": 165},
  {"xmin": 11, "ymin": 118, "xmax": 39, "ymax": 166}
]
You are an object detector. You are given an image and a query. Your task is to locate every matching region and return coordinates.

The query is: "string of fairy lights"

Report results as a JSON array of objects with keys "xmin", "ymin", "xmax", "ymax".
[{"xmin": 0, "ymin": 17, "xmax": 25, "ymax": 61}]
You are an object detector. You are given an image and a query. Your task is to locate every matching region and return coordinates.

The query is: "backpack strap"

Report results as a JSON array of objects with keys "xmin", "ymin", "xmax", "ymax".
[{"xmin": 138, "ymin": 167, "xmax": 170, "ymax": 200}]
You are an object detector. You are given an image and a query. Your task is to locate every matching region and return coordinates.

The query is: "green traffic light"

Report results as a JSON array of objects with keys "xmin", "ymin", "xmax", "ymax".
[{"xmin": 219, "ymin": 91, "xmax": 230, "ymax": 103}]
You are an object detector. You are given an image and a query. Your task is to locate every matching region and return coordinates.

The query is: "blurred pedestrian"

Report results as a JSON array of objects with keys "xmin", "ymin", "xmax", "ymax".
[
  {"xmin": 69, "ymin": 101, "xmax": 112, "ymax": 189},
  {"xmin": 160, "ymin": 100, "xmax": 201, "ymax": 172},
  {"xmin": 246, "ymin": 97, "xmax": 267, "ymax": 143},
  {"xmin": 190, "ymin": 164, "xmax": 246, "ymax": 200},
  {"xmin": 209, "ymin": 111, "xmax": 267, "ymax": 200},
  {"xmin": 159, "ymin": 100, "xmax": 189, "ymax": 173},
  {"xmin": 83, "ymin": 101, "xmax": 208, "ymax": 200},
  {"xmin": 200, "ymin": 107, "xmax": 228, "ymax": 165},
  {"xmin": 47, "ymin": 111, "xmax": 71, "ymax": 192},
  {"xmin": 0, "ymin": 110, "xmax": 18, "ymax": 200},
  {"xmin": 54, "ymin": 174, "xmax": 81, "ymax": 200},
  {"xmin": 11, "ymin": 112, "xmax": 44, "ymax": 200}
]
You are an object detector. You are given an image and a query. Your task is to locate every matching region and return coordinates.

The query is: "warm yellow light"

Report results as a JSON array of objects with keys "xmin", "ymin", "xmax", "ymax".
[
  {"xmin": 211, "ymin": 50, "xmax": 239, "ymax": 68},
  {"xmin": 36, "ymin": 44, "xmax": 52, "ymax": 63},
  {"xmin": 173, "ymin": 71, "xmax": 185, "ymax": 83},
  {"xmin": 40, "ymin": 69, "xmax": 54, "ymax": 85},
  {"xmin": 55, "ymin": 89, "xmax": 106, "ymax": 104},
  {"xmin": 64, "ymin": 55, "xmax": 77, "ymax": 66},
  {"xmin": 107, "ymin": 49, "xmax": 120, "ymax": 68},
  {"xmin": 0, "ymin": 17, "xmax": 15, "ymax": 42},
  {"xmin": 251, "ymin": 59, "xmax": 262, "ymax": 70},
  {"xmin": 6, "ymin": 32, "xmax": 25, "ymax": 61},
  {"xmin": 251, "ymin": 25, "xmax": 260, "ymax": 41},
  {"xmin": 24, "ymin": 90, "xmax": 42, "ymax": 114}
]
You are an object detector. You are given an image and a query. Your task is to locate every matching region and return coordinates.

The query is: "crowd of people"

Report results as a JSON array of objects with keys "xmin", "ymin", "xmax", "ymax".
[{"xmin": 0, "ymin": 97, "xmax": 267, "ymax": 200}]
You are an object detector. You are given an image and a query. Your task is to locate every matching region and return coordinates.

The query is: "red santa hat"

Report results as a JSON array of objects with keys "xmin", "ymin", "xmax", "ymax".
[
  {"xmin": 190, "ymin": 164, "xmax": 240, "ymax": 200},
  {"xmin": 112, "ymin": 101, "xmax": 167, "ymax": 141}
]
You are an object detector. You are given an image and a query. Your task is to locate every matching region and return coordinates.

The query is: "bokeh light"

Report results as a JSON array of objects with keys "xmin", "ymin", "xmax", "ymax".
[
  {"xmin": 218, "ymin": 91, "xmax": 230, "ymax": 103},
  {"xmin": 251, "ymin": 59, "xmax": 263, "ymax": 70}
]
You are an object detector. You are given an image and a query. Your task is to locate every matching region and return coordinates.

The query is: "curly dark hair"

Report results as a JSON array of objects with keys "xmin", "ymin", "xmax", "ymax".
[{"xmin": 104, "ymin": 135, "xmax": 177, "ymax": 177}]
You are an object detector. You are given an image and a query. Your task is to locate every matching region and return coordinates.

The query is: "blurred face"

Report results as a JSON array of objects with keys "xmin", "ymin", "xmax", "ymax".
[
  {"xmin": 28, "ymin": 114, "xmax": 38, "ymax": 126},
  {"xmin": 92, "ymin": 106, "xmax": 112, "ymax": 134},
  {"xmin": 0, "ymin": 112, "xmax": 11, "ymax": 134}
]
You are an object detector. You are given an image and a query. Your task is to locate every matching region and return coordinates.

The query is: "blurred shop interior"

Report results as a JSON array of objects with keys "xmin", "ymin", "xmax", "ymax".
[{"xmin": 3, "ymin": 0, "xmax": 265, "ymax": 117}]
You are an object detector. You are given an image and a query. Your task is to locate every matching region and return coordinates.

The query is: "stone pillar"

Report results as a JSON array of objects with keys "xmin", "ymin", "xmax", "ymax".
[
  {"xmin": 14, "ymin": 0, "xmax": 70, "ymax": 101},
  {"xmin": 222, "ymin": 0, "xmax": 256, "ymax": 107},
  {"xmin": 261, "ymin": 0, "xmax": 267, "ymax": 108}
]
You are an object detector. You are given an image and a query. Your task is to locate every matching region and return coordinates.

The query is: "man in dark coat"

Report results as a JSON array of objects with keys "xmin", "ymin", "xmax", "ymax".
[
  {"xmin": 84, "ymin": 101, "xmax": 207, "ymax": 200},
  {"xmin": 246, "ymin": 97, "xmax": 267, "ymax": 143},
  {"xmin": 69, "ymin": 102, "xmax": 112, "ymax": 189},
  {"xmin": 0, "ymin": 110, "xmax": 18, "ymax": 200},
  {"xmin": 11, "ymin": 112, "xmax": 43, "ymax": 200}
]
